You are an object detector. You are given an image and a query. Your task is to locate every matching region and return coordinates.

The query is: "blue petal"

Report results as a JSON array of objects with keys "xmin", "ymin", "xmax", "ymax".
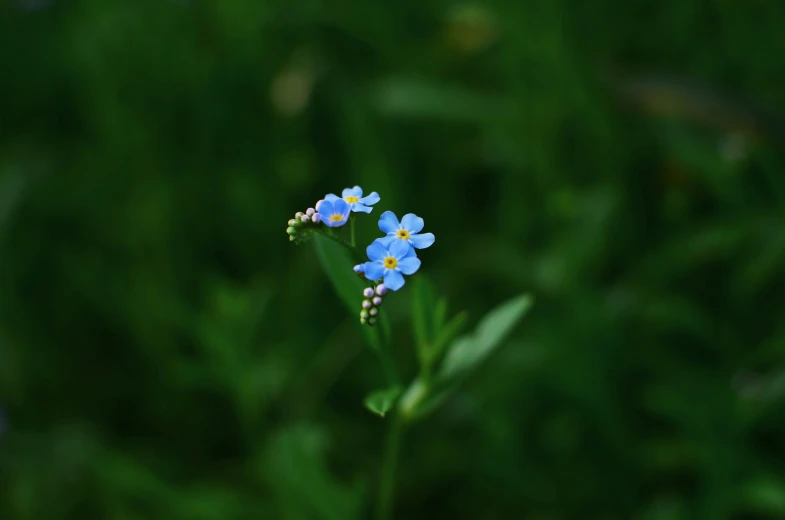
[
  {"xmin": 342, "ymin": 186, "xmax": 363, "ymax": 198},
  {"xmin": 324, "ymin": 194, "xmax": 340, "ymax": 202},
  {"xmin": 360, "ymin": 192, "xmax": 380, "ymax": 205},
  {"xmin": 397, "ymin": 256, "xmax": 421, "ymax": 275},
  {"xmin": 378, "ymin": 211, "xmax": 400, "ymax": 234},
  {"xmin": 403, "ymin": 244, "xmax": 417, "ymax": 258},
  {"xmin": 389, "ymin": 239, "xmax": 411, "ymax": 259},
  {"xmin": 409, "ymin": 232, "xmax": 435, "ymax": 249},
  {"xmin": 366, "ymin": 240, "xmax": 387, "ymax": 261},
  {"xmin": 333, "ymin": 198, "xmax": 350, "ymax": 217},
  {"xmin": 377, "ymin": 235, "xmax": 396, "ymax": 248},
  {"xmin": 401, "ymin": 213, "xmax": 425, "ymax": 233},
  {"xmin": 351, "ymin": 203, "xmax": 373, "ymax": 214},
  {"xmin": 322, "ymin": 215, "xmax": 346, "ymax": 228},
  {"xmin": 319, "ymin": 200, "xmax": 334, "ymax": 216},
  {"xmin": 384, "ymin": 269, "xmax": 405, "ymax": 291},
  {"xmin": 364, "ymin": 261, "xmax": 385, "ymax": 280}
]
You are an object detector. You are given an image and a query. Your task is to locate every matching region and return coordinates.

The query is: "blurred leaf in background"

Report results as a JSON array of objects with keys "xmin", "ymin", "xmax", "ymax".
[{"xmin": 1, "ymin": 0, "xmax": 785, "ymax": 519}]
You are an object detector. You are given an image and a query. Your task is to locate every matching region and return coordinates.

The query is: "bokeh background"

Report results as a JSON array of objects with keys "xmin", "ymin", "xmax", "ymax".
[{"xmin": 2, "ymin": 0, "xmax": 785, "ymax": 518}]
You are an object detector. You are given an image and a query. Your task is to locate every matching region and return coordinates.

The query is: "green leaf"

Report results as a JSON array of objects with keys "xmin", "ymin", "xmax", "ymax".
[
  {"xmin": 439, "ymin": 294, "xmax": 533, "ymax": 380},
  {"xmin": 313, "ymin": 234, "xmax": 389, "ymax": 350},
  {"xmin": 411, "ymin": 277, "xmax": 437, "ymax": 360},
  {"xmin": 429, "ymin": 311, "xmax": 468, "ymax": 364},
  {"xmin": 363, "ymin": 385, "xmax": 403, "ymax": 417},
  {"xmin": 263, "ymin": 424, "xmax": 364, "ymax": 520}
]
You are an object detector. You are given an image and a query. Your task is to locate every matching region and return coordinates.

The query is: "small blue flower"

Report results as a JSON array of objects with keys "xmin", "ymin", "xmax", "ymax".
[
  {"xmin": 362, "ymin": 239, "xmax": 421, "ymax": 291},
  {"xmin": 377, "ymin": 211, "xmax": 435, "ymax": 249},
  {"xmin": 318, "ymin": 199, "xmax": 351, "ymax": 228},
  {"xmin": 325, "ymin": 186, "xmax": 380, "ymax": 214}
]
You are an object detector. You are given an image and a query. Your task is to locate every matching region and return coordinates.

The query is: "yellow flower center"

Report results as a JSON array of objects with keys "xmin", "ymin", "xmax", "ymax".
[
  {"xmin": 345, "ymin": 196, "xmax": 359, "ymax": 204},
  {"xmin": 383, "ymin": 256, "xmax": 398, "ymax": 269},
  {"xmin": 396, "ymin": 229, "xmax": 410, "ymax": 240},
  {"xmin": 330, "ymin": 214, "xmax": 344, "ymax": 221}
]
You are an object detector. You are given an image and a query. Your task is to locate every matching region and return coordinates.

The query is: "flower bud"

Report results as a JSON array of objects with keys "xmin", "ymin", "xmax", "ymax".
[
  {"xmin": 363, "ymin": 287, "xmax": 374, "ymax": 299},
  {"xmin": 370, "ymin": 308, "xmax": 378, "ymax": 317},
  {"xmin": 376, "ymin": 284, "xmax": 388, "ymax": 296},
  {"xmin": 315, "ymin": 200, "xmax": 324, "ymax": 211},
  {"xmin": 360, "ymin": 309, "xmax": 370, "ymax": 320},
  {"xmin": 368, "ymin": 317, "xmax": 377, "ymax": 326},
  {"xmin": 312, "ymin": 213, "xmax": 322, "ymax": 224},
  {"xmin": 289, "ymin": 235, "xmax": 296, "ymax": 241},
  {"xmin": 286, "ymin": 227, "xmax": 297, "ymax": 236},
  {"xmin": 306, "ymin": 208, "xmax": 315, "ymax": 216},
  {"xmin": 362, "ymin": 300, "xmax": 372, "ymax": 310},
  {"xmin": 295, "ymin": 212, "xmax": 304, "ymax": 219},
  {"xmin": 372, "ymin": 296, "xmax": 382, "ymax": 306},
  {"xmin": 360, "ymin": 317, "xmax": 368, "ymax": 325},
  {"xmin": 301, "ymin": 214, "xmax": 310, "ymax": 223},
  {"xmin": 288, "ymin": 219, "xmax": 298, "ymax": 227}
]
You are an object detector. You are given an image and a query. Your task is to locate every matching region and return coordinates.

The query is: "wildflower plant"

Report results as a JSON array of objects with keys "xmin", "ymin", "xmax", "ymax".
[{"xmin": 286, "ymin": 185, "xmax": 533, "ymax": 520}]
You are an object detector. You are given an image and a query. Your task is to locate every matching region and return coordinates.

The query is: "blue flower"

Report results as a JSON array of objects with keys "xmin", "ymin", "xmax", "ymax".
[
  {"xmin": 377, "ymin": 211, "xmax": 435, "ymax": 249},
  {"xmin": 318, "ymin": 198, "xmax": 350, "ymax": 227},
  {"xmin": 362, "ymin": 239, "xmax": 421, "ymax": 291},
  {"xmin": 325, "ymin": 186, "xmax": 380, "ymax": 214}
]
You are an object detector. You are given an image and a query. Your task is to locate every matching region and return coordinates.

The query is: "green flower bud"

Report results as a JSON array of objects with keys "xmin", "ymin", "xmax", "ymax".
[{"xmin": 286, "ymin": 226, "xmax": 297, "ymax": 235}]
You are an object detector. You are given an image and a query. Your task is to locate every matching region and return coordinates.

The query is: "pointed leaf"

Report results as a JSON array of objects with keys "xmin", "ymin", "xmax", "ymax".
[
  {"xmin": 363, "ymin": 385, "xmax": 403, "ymax": 417},
  {"xmin": 440, "ymin": 294, "xmax": 533, "ymax": 380},
  {"xmin": 313, "ymin": 234, "xmax": 389, "ymax": 350}
]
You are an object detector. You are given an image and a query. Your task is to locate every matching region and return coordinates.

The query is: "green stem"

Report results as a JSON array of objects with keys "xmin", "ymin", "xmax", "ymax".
[{"xmin": 376, "ymin": 414, "xmax": 404, "ymax": 520}]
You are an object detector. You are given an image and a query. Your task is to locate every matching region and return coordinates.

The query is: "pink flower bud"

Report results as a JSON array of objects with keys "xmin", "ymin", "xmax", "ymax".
[
  {"xmin": 306, "ymin": 208, "xmax": 315, "ymax": 216},
  {"xmin": 312, "ymin": 213, "xmax": 321, "ymax": 224},
  {"xmin": 363, "ymin": 287, "xmax": 374, "ymax": 299},
  {"xmin": 372, "ymin": 296, "xmax": 382, "ymax": 306},
  {"xmin": 370, "ymin": 308, "xmax": 378, "ymax": 317},
  {"xmin": 315, "ymin": 200, "xmax": 324, "ymax": 211},
  {"xmin": 375, "ymin": 284, "xmax": 388, "ymax": 296},
  {"xmin": 300, "ymin": 214, "xmax": 310, "ymax": 223},
  {"xmin": 362, "ymin": 300, "xmax": 372, "ymax": 310}
]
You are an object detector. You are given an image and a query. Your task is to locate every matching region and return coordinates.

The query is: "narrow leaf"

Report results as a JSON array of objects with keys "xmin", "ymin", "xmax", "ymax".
[
  {"xmin": 411, "ymin": 277, "xmax": 436, "ymax": 360},
  {"xmin": 440, "ymin": 294, "xmax": 533, "ymax": 380},
  {"xmin": 364, "ymin": 385, "xmax": 403, "ymax": 418},
  {"xmin": 313, "ymin": 234, "xmax": 389, "ymax": 351}
]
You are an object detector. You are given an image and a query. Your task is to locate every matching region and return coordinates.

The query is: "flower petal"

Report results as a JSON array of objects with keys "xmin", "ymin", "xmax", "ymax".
[
  {"xmin": 333, "ymin": 199, "xmax": 351, "ymax": 217},
  {"xmin": 351, "ymin": 203, "xmax": 373, "ymax": 214},
  {"xmin": 324, "ymin": 194, "xmax": 340, "ymax": 203},
  {"xmin": 389, "ymin": 239, "xmax": 411, "ymax": 259},
  {"xmin": 403, "ymin": 244, "xmax": 417, "ymax": 258},
  {"xmin": 366, "ymin": 240, "xmax": 387, "ymax": 262},
  {"xmin": 360, "ymin": 192, "xmax": 380, "ymax": 205},
  {"xmin": 319, "ymin": 200, "xmax": 334, "ymax": 216},
  {"xmin": 322, "ymin": 216, "xmax": 344, "ymax": 228},
  {"xmin": 401, "ymin": 213, "xmax": 425, "ymax": 233},
  {"xmin": 364, "ymin": 261, "xmax": 385, "ymax": 280},
  {"xmin": 409, "ymin": 232, "xmax": 435, "ymax": 249},
  {"xmin": 377, "ymin": 235, "xmax": 396, "ymax": 248},
  {"xmin": 397, "ymin": 256, "xmax": 421, "ymax": 275},
  {"xmin": 342, "ymin": 186, "xmax": 363, "ymax": 198},
  {"xmin": 378, "ymin": 211, "xmax": 400, "ymax": 234},
  {"xmin": 384, "ymin": 269, "xmax": 405, "ymax": 291}
]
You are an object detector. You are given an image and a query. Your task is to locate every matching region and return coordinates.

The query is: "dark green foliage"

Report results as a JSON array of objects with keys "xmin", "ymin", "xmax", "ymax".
[{"xmin": 1, "ymin": 0, "xmax": 785, "ymax": 518}]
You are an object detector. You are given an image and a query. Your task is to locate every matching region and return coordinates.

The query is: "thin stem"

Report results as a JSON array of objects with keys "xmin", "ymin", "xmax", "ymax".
[{"xmin": 376, "ymin": 413, "xmax": 404, "ymax": 520}]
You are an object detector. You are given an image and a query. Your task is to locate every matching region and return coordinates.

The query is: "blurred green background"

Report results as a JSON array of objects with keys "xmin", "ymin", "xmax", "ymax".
[{"xmin": 2, "ymin": 0, "xmax": 785, "ymax": 518}]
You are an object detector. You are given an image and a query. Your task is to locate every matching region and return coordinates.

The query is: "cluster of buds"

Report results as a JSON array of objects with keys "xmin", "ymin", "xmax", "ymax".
[
  {"xmin": 359, "ymin": 284, "xmax": 388, "ymax": 326},
  {"xmin": 286, "ymin": 203, "xmax": 322, "ymax": 242}
]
